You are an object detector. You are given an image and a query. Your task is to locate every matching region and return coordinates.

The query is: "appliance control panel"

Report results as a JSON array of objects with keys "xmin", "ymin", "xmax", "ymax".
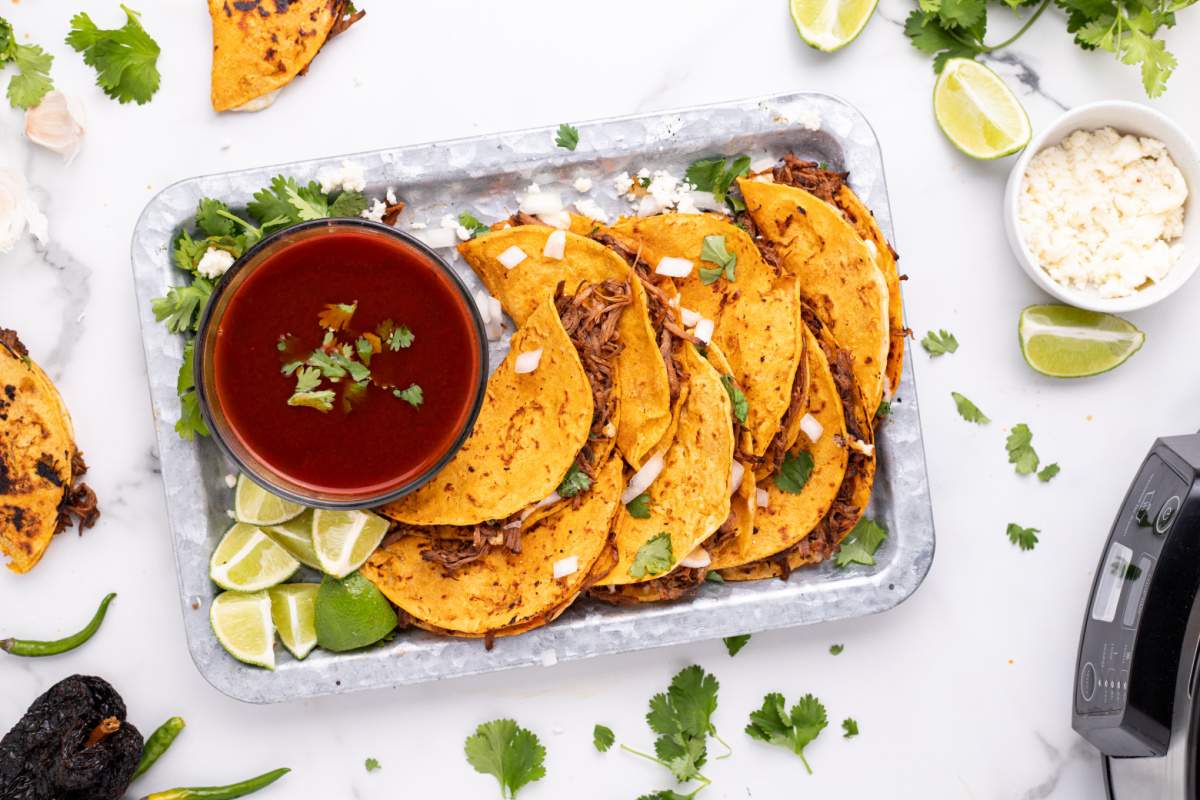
[{"xmin": 1073, "ymin": 436, "xmax": 1200, "ymax": 757}]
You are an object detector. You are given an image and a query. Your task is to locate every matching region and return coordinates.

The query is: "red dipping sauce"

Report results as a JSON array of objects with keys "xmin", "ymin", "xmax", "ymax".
[{"xmin": 200, "ymin": 222, "xmax": 485, "ymax": 504}]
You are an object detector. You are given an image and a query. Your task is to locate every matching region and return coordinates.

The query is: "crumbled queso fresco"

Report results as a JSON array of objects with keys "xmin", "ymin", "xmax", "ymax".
[{"xmin": 1018, "ymin": 127, "xmax": 1188, "ymax": 298}]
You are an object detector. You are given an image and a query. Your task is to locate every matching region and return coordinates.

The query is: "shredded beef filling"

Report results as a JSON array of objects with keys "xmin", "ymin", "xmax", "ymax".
[
  {"xmin": 707, "ymin": 511, "xmax": 740, "ymax": 553},
  {"xmin": 54, "ymin": 451, "xmax": 98, "ymax": 537},
  {"xmin": 0, "ymin": 327, "xmax": 29, "ymax": 359},
  {"xmin": 419, "ymin": 522, "xmax": 505, "ymax": 571},
  {"xmin": 771, "ymin": 154, "xmax": 849, "ymax": 210}
]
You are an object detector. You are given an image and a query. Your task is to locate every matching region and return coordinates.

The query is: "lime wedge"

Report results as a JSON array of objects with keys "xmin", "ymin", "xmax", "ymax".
[
  {"xmin": 234, "ymin": 474, "xmax": 305, "ymax": 526},
  {"xmin": 790, "ymin": 0, "xmax": 878, "ymax": 51},
  {"xmin": 210, "ymin": 590, "xmax": 275, "ymax": 669},
  {"xmin": 311, "ymin": 509, "xmax": 390, "ymax": 578},
  {"xmin": 314, "ymin": 572, "xmax": 398, "ymax": 652},
  {"xmin": 209, "ymin": 522, "xmax": 300, "ymax": 591},
  {"xmin": 1019, "ymin": 304, "xmax": 1145, "ymax": 377},
  {"xmin": 268, "ymin": 583, "xmax": 319, "ymax": 660},
  {"xmin": 933, "ymin": 58, "xmax": 1031, "ymax": 159},
  {"xmin": 264, "ymin": 510, "xmax": 321, "ymax": 570}
]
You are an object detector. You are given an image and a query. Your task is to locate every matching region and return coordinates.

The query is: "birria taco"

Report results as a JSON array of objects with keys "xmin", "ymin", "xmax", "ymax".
[
  {"xmin": 208, "ymin": 0, "xmax": 364, "ymax": 113},
  {"xmin": 458, "ymin": 225, "xmax": 672, "ymax": 469},
  {"xmin": 767, "ymin": 156, "xmax": 906, "ymax": 401},
  {"xmin": 0, "ymin": 329, "xmax": 98, "ymax": 573},
  {"xmin": 605, "ymin": 214, "xmax": 807, "ymax": 465},
  {"xmin": 720, "ymin": 307, "xmax": 876, "ymax": 580},
  {"xmin": 362, "ymin": 456, "xmax": 623, "ymax": 638},
  {"xmin": 738, "ymin": 176, "xmax": 890, "ymax": 414}
]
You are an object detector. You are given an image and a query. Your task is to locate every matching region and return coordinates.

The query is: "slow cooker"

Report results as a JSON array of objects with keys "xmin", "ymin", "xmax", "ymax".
[{"xmin": 1074, "ymin": 433, "xmax": 1200, "ymax": 798}]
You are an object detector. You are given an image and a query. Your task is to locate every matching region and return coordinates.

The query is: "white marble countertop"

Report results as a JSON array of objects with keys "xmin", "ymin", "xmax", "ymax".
[{"xmin": 2, "ymin": 1, "xmax": 1199, "ymax": 797}]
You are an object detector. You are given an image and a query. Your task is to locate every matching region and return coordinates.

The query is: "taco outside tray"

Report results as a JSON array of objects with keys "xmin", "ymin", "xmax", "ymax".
[{"xmin": 131, "ymin": 92, "xmax": 935, "ymax": 703}]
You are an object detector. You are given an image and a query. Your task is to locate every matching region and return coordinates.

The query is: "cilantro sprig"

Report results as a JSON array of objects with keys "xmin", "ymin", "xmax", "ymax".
[
  {"xmin": 593, "ymin": 724, "xmax": 615, "ymax": 753},
  {"xmin": 464, "ymin": 719, "xmax": 546, "ymax": 799},
  {"xmin": 66, "ymin": 5, "xmax": 161, "ymax": 105},
  {"xmin": 557, "ymin": 462, "xmax": 592, "ymax": 498},
  {"xmin": 745, "ymin": 692, "xmax": 827, "ymax": 774},
  {"xmin": 951, "ymin": 391, "xmax": 989, "ymax": 424},
  {"xmin": 719, "ymin": 375, "xmax": 748, "ymax": 425},
  {"xmin": 630, "ymin": 533, "xmax": 673, "ymax": 578},
  {"xmin": 685, "ymin": 155, "xmax": 751, "ymax": 213},
  {"xmin": 774, "ymin": 451, "xmax": 814, "ymax": 494},
  {"xmin": 626, "ymin": 492, "xmax": 652, "ymax": 519},
  {"xmin": 1007, "ymin": 522, "xmax": 1040, "ymax": 551},
  {"xmin": 554, "ymin": 123, "xmax": 580, "ymax": 151},
  {"xmin": 699, "ymin": 235, "xmax": 737, "ymax": 285},
  {"xmin": 1005, "ymin": 423, "xmax": 1040, "ymax": 474},
  {"xmin": 723, "ymin": 635, "xmax": 750, "ymax": 657},
  {"xmin": 0, "ymin": 18, "xmax": 54, "ymax": 109},
  {"xmin": 921, "ymin": 329, "xmax": 958, "ymax": 356},
  {"xmin": 835, "ymin": 517, "xmax": 888, "ymax": 568}
]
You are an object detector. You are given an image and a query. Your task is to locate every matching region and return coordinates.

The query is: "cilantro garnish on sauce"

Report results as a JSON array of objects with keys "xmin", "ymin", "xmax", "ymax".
[
  {"xmin": 66, "ymin": 5, "xmax": 161, "ymax": 105},
  {"xmin": 393, "ymin": 384, "xmax": 424, "ymax": 408},
  {"xmin": 629, "ymin": 533, "xmax": 673, "ymax": 578},
  {"xmin": 464, "ymin": 719, "xmax": 546, "ymax": 799},
  {"xmin": 745, "ymin": 692, "xmax": 827, "ymax": 774}
]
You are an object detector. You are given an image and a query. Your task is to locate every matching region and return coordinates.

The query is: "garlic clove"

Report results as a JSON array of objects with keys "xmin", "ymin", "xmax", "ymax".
[{"xmin": 25, "ymin": 92, "xmax": 86, "ymax": 163}]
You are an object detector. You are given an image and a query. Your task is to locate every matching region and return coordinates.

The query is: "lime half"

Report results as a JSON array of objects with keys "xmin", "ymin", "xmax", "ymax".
[
  {"xmin": 789, "ymin": 0, "xmax": 878, "ymax": 51},
  {"xmin": 234, "ymin": 474, "xmax": 305, "ymax": 526},
  {"xmin": 265, "ymin": 510, "xmax": 321, "ymax": 570},
  {"xmin": 268, "ymin": 583, "xmax": 319, "ymax": 660},
  {"xmin": 1019, "ymin": 304, "xmax": 1145, "ymax": 377},
  {"xmin": 311, "ymin": 509, "xmax": 390, "ymax": 578},
  {"xmin": 934, "ymin": 58, "xmax": 1031, "ymax": 159},
  {"xmin": 209, "ymin": 522, "xmax": 300, "ymax": 592},
  {"xmin": 210, "ymin": 590, "xmax": 276, "ymax": 669},
  {"xmin": 314, "ymin": 573, "xmax": 398, "ymax": 652}
]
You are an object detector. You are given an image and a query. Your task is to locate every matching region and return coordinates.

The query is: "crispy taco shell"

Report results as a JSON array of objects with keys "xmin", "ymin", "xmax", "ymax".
[
  {"xmin": 208, "ymin": 0, "xmax": 361, "ymax": 112},
  {"xmin": 0, "ymin": 330, "xmax": 96, "ymax": 573},
  {"xmin": 589, "ymin": 564, "xmax": 707, "ymax": 605},
  {"xmin": 380, "ymin": 297, "xmax": 592, "ymax": 527},
  {"xmin": 459, "ymin": 226, "xmax": 671, "ymax": 468},
  {"xmin": 597, "ymin": 343, "xmax": 733, "ymax": 587},
  {"xmin": 719, "ymin": 308, "xmax": 876, "ymax": 580},
  {"xmin": 362, "ymin": 455, "xmax": 624, "ymax": 637},
  {"xmin": 739, "ymin": 177, "xmax": 889, "ymax": 414},
  {"xmin": 608, "ymin": 215, "xmax": 805, "ymax": 459}
]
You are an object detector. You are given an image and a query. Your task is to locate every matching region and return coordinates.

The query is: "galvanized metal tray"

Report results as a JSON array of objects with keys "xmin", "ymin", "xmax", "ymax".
[{"xmin": 131, "ymin": 92, "xmax": 935, "ymax": 703}]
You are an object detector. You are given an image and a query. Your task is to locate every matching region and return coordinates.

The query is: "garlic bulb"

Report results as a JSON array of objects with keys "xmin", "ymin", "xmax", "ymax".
[
  {"xmin": 0, "ymin": 169, "xmax": 48, "ymax": 254},
  {"xmin": 24, "ymin": 92, "xmax": 86, "ymax": 162}
]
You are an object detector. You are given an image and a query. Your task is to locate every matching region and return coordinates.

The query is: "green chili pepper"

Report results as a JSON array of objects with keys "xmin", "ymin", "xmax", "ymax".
[
  {"xmin": 132, "ymin": 716, "xmax": 186, "ymax": 780},
  {"xmin": 0, "ymin": 592, "xmax": 116, "ymax": 657},
  {"xmin": 141, "ymin": 767, "xmax": 290, "ymax": 800}
]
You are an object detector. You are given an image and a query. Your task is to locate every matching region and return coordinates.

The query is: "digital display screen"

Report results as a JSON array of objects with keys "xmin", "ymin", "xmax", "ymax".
[{"xmin": 1091, "ymin": 541, "xmax": 1133, "ymax": 623}]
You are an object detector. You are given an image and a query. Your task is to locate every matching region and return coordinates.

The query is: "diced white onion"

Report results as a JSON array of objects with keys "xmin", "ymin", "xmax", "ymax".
[
  {"xmin": 519, "ymin": 190, "xmax": 563, "ymax": 216},
  {"xmin": 680, "ymin": 547, "xmax": 711, "ymax": 569},
  {"xmin": 498, "ymin": 245, "xmax": 528, "ymax": 270},
  {"xmin": 756, "ymin": 488, "xmax": 770, "ymax": 509},
  {"xmin": 655, "ymin": 257, "xmax": 693, "ymax": 278},
  {"xmin": 519, "ymin": 490, "xmax": 562, "ymax": 523},
  {"xmin": 622, "ymin": 452, "xmax": 665, "ymax": 503},
  {"xmin": 513, "ymin": 348, "xmax": 543, "ymax": 374},
  {"xmin": 850, "ymin": 439, "xmax": 875, "ymax": 457},
  {"xmin": 415, "ymin": 226, "xmax": 457, "ymax": 249},
  {"xmin": 487, "ymin": 296, "xmax": 502, "ymax": 322},
  {"xmin": 553, "ymin": 555, "xmax": 579, "ymax": 579},
  {"xmin": 800, "ymin": 413, "xmax": 824, "ymax": 444},
  {"xmin": 679, "ymin": 307, "xmax": 702, "ymax": 327},
  {"xmin": 730, "ymin": 461, "xmax": 744, "ymax": 495},
  {"xmin": 543, "ymin": 229, "xmax": 567, "ymax": 260},
  {"xmin": 693, "ymin": 318, "xmax": 715, "ymax": 344},
  {"xmin": 539, "ymin": 210, "xmax": 572, "ymax": 230}
]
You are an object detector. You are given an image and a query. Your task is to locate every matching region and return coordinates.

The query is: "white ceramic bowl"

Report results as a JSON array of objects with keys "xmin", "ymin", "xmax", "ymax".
[{"xmin": 1003, "ymin": 100, "xmax": 1200, "ymax": 313}]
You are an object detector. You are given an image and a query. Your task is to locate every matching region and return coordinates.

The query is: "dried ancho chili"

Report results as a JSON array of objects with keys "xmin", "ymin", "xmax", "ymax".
[{"xmin": 0, "ymin": 674, "xmax": 143, "ymax": 800}]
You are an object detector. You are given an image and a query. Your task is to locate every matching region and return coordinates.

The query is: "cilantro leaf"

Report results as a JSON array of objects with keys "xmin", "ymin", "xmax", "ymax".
[
  {"xmin": 842, "ymin": 718, "xmax": 859, "ymax": 738},
  {"xmin": 1038, "ymin": 463, "xmax": 1060, "ymax": 482},
  {"xmin": 834, "ymin": 517, "xmax": 888, "ymax": 568},
  {"xmin": 723, "ymin": 634, "xmax": 751, "ymax": 657},
  {"xmin": 6, "ymin": 43, "xmax": 53, "ymax": 110},
  {"xmin": 329, "ymin": 190, "xmax": 368, "ymax": 218},
  {"xmin": 364, "ymin": 757, "xmax": 381, "ymax": 772},
  {"xmin": 66, "ymin": 5, "xmax": 161, "ymax": 105},
  {"xmin": 1007, "ymin": 522, "xmax": 1040, "ymax": 551},
  {"xmin": 458, "ymin": 212, "xmax": 490, "ymax": 238},
  {"xmin": 174, "ymin": 340, "xmax": 209, "ymax": 440},
  {"xmin": 317, "ymin": 301, "xmax": 357, "ymax": 331},
  {"xmin": 288, "ymin": 367, "xmax": 334, "ymax": 412},
  {"xmin": 829, "ymin": 644, "xmax": 844, "ymax": 655},
  {"xmin": 284, "ymin": 181, "xmax": 329, "ymax": 221},
  {"xmin": 1006, "ymin": 423, "xmax": 1040, "ymax": 474},
  {"xmin": 685, "ymin": 154, "xmax": 750, "ymax": 204},
  {"xmin": 152, "ymin": 278, "xmax": 213, "ymax": 334},
  {"xmin": 557, "ymin": 462, "xmax": 592, "ymax": 498},
  {"xmin": 376, "ymin": 319, "xmax": 414, "ymax": 350},
  {"xmin": 951, "ymin": 391, "xmax": 989, "ymax": 424},
  {"xmin": 720, "ymin": 375, "xmax": 748, "ymax": 425},
  {"xmin": 195, "ymin": 199, "xmax": 238, "ymax": 238},
  {"xmin": 921, "ymin": 328, "xmax": 958, "ymax": 356},
  {"xmin": 626, "ymin": 492, "xmax": 652, "ymax": 519},
  {"xmin": 629, "ymin": 532, "xmax": 673, "ymax": 578},
  {"xmin": 636, "ymin": 792, "xmax": 692, "ymax": 800},
  {"xmin": 593, "ymin": 724, "xmax": 615, "ymax": 753},
  {"xmin": 705, "ymin": 571, "xmax": 725, "ymax": 584},
  {"xmin": 634, "ymin": 665, "xmax": 723, "ymax": 785},
  {"xmin": 394, "ymin": 383, "xmax": 423, "ymax": 408},
  {"xmin": 464, "ymin": 719, "xmax": 546, "ymax": 799},
  {"xmin": 775, "ymin": 450, "xmax": 814, "ymax": 494},
  {"xmin": 248, "ymin": 176, "xmax": 309, "ymax": 227},
  {"xmin": 699, "ymin": 235, "xmax": 737, "ymax": 284},
  {"xmin": 876, "ymin": 399, "xmax": 892, "ymax": 419},
  {"xmin": 554, "ymin": 123, "xmax": 580, "ymax": 151},
  {"xmin": 745, "ymin": 692, "xmax": 827, "ymax": 774}
]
